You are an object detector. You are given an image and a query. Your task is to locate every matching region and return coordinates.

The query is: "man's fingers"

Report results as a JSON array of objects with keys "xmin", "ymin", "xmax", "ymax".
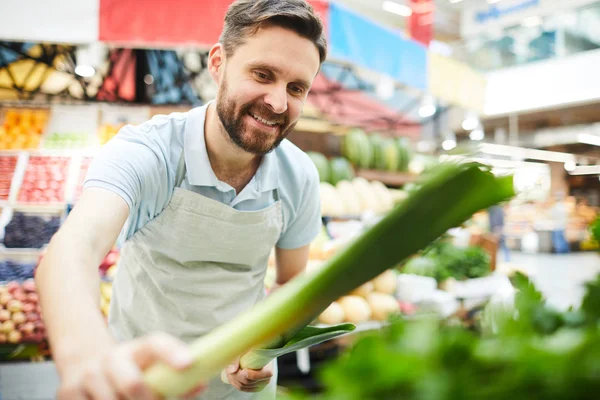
[
  {"xmin": 105, "ymin": 350, "xmax": 159, "ymax": 400},
  {"xmin": 57, "ymin": 385, "xmax": 87, "ymax": 400},
  {"xmin": 82, "ymin": 370, "xmax": 118, "ymax": 400},
  {"xmin": 227, "ymin": 357, "xmax": 240, "ymax": 374},
  {"xmin": 239, "ymin": 382, "xmax": 270, "ymax": 393},
  {"xmin": 246, "ymin": 367, "xmax": 273, "ymax": 381},
  {"xmin": 130, "ymin": 333, "xmax": 194, "ymax": 371}
]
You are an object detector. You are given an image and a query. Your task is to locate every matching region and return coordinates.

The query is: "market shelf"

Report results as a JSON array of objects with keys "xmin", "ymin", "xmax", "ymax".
[
  {"xmin": 355, "ymin": 169, "xmax": 418, "ymax": 187},
  {"xmin": 10, "ymin": 204, "xmax": 67, "ymax": 213},
  {"xmin": 0, "ymin": 246, "xmax": 44, "ymax": 256}
]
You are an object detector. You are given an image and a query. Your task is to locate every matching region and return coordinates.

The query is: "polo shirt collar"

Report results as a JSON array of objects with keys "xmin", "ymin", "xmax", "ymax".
[{"xmin": 183, "ymin": 101, "xmax": 279, "ymax": 193}]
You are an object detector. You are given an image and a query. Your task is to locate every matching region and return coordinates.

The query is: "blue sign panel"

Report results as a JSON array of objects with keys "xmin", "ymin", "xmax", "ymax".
[{"xmin": 328, "ymin": 2, "xmax": 428, "ymax": 90}]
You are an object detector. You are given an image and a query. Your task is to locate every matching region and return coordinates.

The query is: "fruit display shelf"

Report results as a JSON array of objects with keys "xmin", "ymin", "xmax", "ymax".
[
  {"xmin": 17, "ymin": 156, "xmax": 70, "ymax": 204},
  {"xmin": 42, "ymin": 132, "xmax": 90, "ymax": 150},
  {"xmin": 1, "ymin": 211, "xmax": 61, "ymax": 249},
  {"xmin": 0, "ymin": 260, "xmax": 36, "ymax": 282},
  {"xmin": 0, "ymin": 280, "xmax": 49, "ymax": 359},
  {"xmin": 355, "ymin": 169, "xmax": 418, "ymax": 187},
  {"xmin": 0, "ymin": 109, "xmax": 49, "ymax": 151},
  {"xmin": 98, "ymin": 123, "xmax": 124, "ymax": 145},
  {"xmin": 0, "ymin": 155, "xmax": 18, "ymax": 201}
]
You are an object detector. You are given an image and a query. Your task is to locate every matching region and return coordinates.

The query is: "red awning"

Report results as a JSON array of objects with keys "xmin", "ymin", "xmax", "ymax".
[
  {"xmin": 99, "ymin": 0, "xmax": 329, "ymax": 48},
  {"xmin": 307, "ymin": 74, "xmax": 421, "ymax": 138}
]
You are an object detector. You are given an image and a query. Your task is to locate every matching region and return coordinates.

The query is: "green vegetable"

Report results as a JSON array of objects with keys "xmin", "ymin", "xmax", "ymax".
[
  {"xmin": 381, "ymin": 138, "xmax": 399, "ymax": 171},
  {"xmin": 143, "ymin": 162, "xmax": 515, "ymax": 397},
  {"xmin": 283, "ymin": 274, "xmax": 600, "ymax": 400},
  {"xmin": 591, "ymin": 216, "xmax": 600, "ymax": 243},
  {"xmin": 343, "ymin": 128, "xmax": 373, "ymax": 168},
  {"xmin": 307, "ymin": 152, "xmax": 331, "ymax": 183},
  {"xmin": 403, "ymin": 240, "xmax": 491, "ymax": 282},
  {"xmin": 403, "ymin": 256, "xmax": 437, "ymax": 277},
  {"xmin": 329, "ymin": 157, "xmax": 354, "ymax": 185},
  {"xmin": 396, "ymin": 137, "xmax": 411, "ymax": 172},
  {"xmin": 236, "ymin": 323, "xmax": 355, "ymax": 370},
  {"xmin": 369, "ymin": 134, "xmax": 385, "ymax": 170}
]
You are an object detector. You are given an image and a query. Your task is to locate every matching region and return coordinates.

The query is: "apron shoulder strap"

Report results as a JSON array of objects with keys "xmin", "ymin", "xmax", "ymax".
[{"xmin": 175, "ymin": 149, "xmax": 187, "ymax": 187}]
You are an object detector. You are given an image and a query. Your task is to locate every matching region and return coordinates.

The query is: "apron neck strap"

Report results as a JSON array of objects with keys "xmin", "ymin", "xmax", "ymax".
[
  {"xmin": 175, "ymin": 149, "xmax": 187, "ymax": 187},
  {"xmin": 175, "ymin": 149, "xmax": 281, "ymax": 201}
]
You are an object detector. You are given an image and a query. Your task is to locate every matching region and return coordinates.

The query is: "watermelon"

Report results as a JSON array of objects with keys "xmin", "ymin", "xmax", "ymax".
[
  {"xmin": 329, "ymin": 157, "xmax": 355, "ymax": 185},
  {"xmin": 342, "ymin": 129, "xmax": 361, "ymax": 165},
  {"xmin": 396, "ymin": 138, "xmax": 412, "ymax": 172},
  {"xmin": 357, "ymin": 134, "xmax": 373, "ymax": 169},
  {"xmin": 343, "ymin": 128, "xmax": 373, "ymax": 169},
  {"xmin": 369, "ymin": 134, "xmax": 385, "ymax": 170},
  {"xmin": 307, "ymin": 151, "xmax": 331, "ymax": 183},
  {"xmin": 381, "ymin": 138, "xmax": 399, "ymax": 171}
]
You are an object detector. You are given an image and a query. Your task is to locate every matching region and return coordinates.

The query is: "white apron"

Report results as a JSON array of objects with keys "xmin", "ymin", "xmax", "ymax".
[{"xmin": 108, "ymin": 148, "xmax": 282, "ymax": 400}]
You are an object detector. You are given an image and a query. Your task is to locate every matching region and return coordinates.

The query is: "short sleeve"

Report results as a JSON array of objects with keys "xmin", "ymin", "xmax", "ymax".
[
  {"xmin": 83, "ymin": 123, "xmax": 173, "ymax": 239},
  {"xmin": 276, "ymin": 163, "xmax": 322, "ymax": 249}
]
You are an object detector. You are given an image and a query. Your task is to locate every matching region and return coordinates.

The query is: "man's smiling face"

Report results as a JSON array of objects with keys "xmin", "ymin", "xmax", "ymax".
[{"xmin": 215, "ymin": 24, "xmax": 321, "ymax": 155}]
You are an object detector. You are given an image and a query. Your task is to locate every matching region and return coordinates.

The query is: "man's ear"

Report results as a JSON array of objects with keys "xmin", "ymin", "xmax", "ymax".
[{"xmin": 208, "ymin": 43, "xmax": 225, "ymax": 84}]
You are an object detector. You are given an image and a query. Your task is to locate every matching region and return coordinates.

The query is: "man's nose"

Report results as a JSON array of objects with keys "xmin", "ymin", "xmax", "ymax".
[{"xmin": 264, "ymin": 84, "xmax": 288, "ymax": 115}]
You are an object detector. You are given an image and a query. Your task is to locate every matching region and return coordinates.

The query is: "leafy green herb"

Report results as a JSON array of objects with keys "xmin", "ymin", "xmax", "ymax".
[
  {"xmin": 282, "ymin": 274, "xmax": 600, "ymax": 400},
  {"xmin": 591, "ymin": 216, "xmax": 600, "ymax": 243},
  {"xmin": 402, "ymin": 240, "xmax": 491, "ymax": 282}
]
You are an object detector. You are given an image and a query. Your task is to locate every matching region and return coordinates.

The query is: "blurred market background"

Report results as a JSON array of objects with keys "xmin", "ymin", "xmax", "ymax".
[{"xmin": 0, "ymin": 0, "xmax": 599, "ymax": 398}]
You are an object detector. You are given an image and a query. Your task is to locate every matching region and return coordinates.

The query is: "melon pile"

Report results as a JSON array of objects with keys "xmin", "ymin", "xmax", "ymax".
[
  {"xmin": 343, "ymin": 129, "xmax": 411, "ymax": 172},
  {"xmin": 320, "ymin": 178, "xmax": 407, "ymax": 216},
  {"xmin": 307, "ymin": 152, "xmax": 355, "ymax": 185},
  {"xmin": 316, "ymin": 269, "xmax": 399, "ymax": 325}
]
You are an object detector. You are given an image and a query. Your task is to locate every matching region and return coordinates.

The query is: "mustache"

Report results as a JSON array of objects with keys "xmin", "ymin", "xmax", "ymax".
[{"xmin": 244, "ymin": 103, "xmax": 288, "ymax": 125}]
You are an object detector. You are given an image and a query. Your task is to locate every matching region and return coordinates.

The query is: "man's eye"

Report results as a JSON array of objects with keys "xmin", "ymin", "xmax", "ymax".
[
  {"xmin": 255, "ymin": 71, "xmax": 269, "ymax": 80},
  {"xmin": 290, "ymin": 86, "xmax": 304, "ymax": 95}
]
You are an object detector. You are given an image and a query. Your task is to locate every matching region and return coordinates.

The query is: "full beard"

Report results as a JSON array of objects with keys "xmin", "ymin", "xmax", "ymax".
[{"xmin": 216, "ymin": 81, "xmax": 296, "ymax": 156}]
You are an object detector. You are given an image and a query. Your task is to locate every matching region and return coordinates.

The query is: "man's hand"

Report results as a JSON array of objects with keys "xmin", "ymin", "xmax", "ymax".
[
  {"xmin": 58, "ymin": 333, "xmax": 205, "ymax": 400},
  {"xmin": 225, "ymin": 358, "xmax": 273, "ymax": 393}
]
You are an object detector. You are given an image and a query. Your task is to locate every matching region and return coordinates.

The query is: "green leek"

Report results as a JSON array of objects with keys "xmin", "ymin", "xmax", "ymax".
[
  {"xmin": 219, "ymin": 323, "xmax": 356, "ymax": 383},
  {"xmin": 144, "ymin": 162, "xmax": 516, "ymax": 397}
]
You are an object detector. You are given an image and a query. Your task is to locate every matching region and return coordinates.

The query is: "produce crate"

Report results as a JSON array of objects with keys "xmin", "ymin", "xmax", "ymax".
[
  {"xmin": 1, "ymin": 208, "xmax": 63, "ymax": 250},
  {"xmin": 17, "ymin": 156, "xmax": 70, "ymax": 205},
  {"xmin": 0, "ymin": 155, "xmax": 18, "ymax": 202},
  {"xmin": 0, "ymin": 279, "xmax": 48, "ymax": 352},
  {"xmin": 0, "ymin": 108, "xmax": 49, "ymax": 150}
]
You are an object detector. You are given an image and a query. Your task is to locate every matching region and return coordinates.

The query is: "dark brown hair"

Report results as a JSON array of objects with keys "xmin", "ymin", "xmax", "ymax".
[{"xmin": 220, "ymin": 0, "xmax": 327, "ymax": 64}]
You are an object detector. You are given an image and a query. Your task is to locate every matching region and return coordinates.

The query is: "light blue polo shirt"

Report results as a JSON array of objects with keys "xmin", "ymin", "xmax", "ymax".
[{"xmin": 84, "ymin": 102, "xmax": 322, "ymax": 249}]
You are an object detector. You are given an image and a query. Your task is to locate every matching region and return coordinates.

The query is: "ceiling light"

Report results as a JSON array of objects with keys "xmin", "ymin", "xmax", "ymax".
[
  {"xmin": 487, "ymin": 0, "xmax": 502, "ymax": 4},
  {"xmin": 469, "ymin": 127, "xmax": 485, "ymax": 141},
  {"xmin": 419, "ymin": 104, "xmax": 436, "ymax": 118},
  {"xmin": 564, "ymin": 161, "xmax": 577, "ymax": 172},
  {"xmin": 74, "ymin": 65, "xmax": 95, "ymax": 78},
  {"xmin": 578, "ymin": 133, "xmax": 600, "ymax": 146},
  {"xmin": 144, "ymin": 74, "xmax": 155, "ymax": 85},
  {"xmin": 382, "ymin": 1, "xmax": 412, "ymax": 17},
  {"xmin": 442, "ymin": 139, "xmax": 457, "ymax": 151},
  {"xmin": 75, "ymin": 43, "xmax": 105, "ymax": 78},
  {"xmin": 419, "ymin": 95, "xmax": 437, "ymax": 118},
  {"xmin": 449, "ymin": 0, "xmax": 464, "ymax": 4},
  {"xmin": 522, "ymin": 16, "xmax": 543, "ymax": 27}
]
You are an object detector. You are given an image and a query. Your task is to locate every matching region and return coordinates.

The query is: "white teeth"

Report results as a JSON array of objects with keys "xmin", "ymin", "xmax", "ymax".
[{"xmin": 251, "ymin": 113, "xmax": 278, "ymax": 126}]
